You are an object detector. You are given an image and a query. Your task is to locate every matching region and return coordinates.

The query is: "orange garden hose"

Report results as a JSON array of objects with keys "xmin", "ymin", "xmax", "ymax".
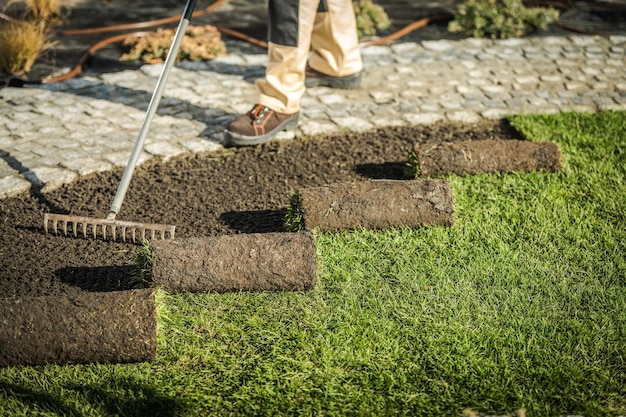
[
  {"xmin": 36, "ymin": 25, "xmax": 269, "ymax": 85},
  {"xmin": 41, "ymin": 32, "xmax": 153, "ymax": 84},
  {"xmin": 0, "ymin": 0, "xmax": 619, "ymax": 87},
  {"xmin": 215, "ymin": 26, "xmax": 268, "ymax": 49},
  {"xmin": 360, "ymin": 14, "xmax": 451, "ymax": 47},
  {"xmin": 39, "ymin": 0, "xmax": 231, "ymax": 84}
]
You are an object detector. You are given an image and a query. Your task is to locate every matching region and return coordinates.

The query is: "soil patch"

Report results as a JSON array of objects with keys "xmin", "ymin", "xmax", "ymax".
[
  {"xmin": 298, "ymin": 179, "xmax": 454, "ymax": 232},
  {"xmin": 414, "ymin": 139, "xmax": 561, "ymax": 176},
  {"xmin": 0, "ymin": 289, "xmax": 156, "ymax": 366},
  {"xmin": 152, "ymin": 232, "xmax": 317, "ymax": 293},
  {"xmin": 0, "ymin": 120, "xmax": 526, "ymax": 299}
]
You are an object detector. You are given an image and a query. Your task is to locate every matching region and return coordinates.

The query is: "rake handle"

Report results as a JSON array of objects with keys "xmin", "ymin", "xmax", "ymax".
[{"xmin": 108, "ymin": 0, "xmax": 198, "ymax": 219}]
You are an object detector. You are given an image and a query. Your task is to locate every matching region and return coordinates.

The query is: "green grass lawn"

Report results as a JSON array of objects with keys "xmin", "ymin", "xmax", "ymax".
[{"xmin": 1, "ymin": 110, "xmax": 625, "ymax": 417}]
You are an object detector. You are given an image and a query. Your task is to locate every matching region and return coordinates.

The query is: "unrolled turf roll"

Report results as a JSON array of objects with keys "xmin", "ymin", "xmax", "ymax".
[
  {"xmin": 298, "ymin": 179, "xmax": 453, "ymax": 232},
  {"xmin": 0, "ymin": 289, "xmax": 156, "ymax": 367},
  {"xmin": 414, "ymin": 139, "xmax": 561, "ymax": 176},
  {"xmin": 151, "ymin": 231, "xmax": 317, "ymax": 293}
]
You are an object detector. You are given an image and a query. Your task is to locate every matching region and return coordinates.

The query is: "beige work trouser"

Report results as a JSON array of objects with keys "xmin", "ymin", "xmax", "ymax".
[{"xmin": 256, "ymin": 0, "xmax": 363, "ymax": 114}]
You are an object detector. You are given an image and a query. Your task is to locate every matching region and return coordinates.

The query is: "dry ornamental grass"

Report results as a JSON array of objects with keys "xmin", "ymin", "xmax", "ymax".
[
  {"xmin": 0, "ymin": 20, "xmax": 51, "ymax": 75},
  {"xmin": 0, "ymin": 0, "xmax": 65, "ymax": 75}
]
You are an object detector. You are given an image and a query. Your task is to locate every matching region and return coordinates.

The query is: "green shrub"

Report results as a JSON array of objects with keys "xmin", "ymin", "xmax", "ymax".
[
  {"xmin": 353, "ymin": 0, "xmax": 391, "ymax": 38},
  {"xmin": 448, "ymin": 0, "xmax": 559, "ymax": 39}
]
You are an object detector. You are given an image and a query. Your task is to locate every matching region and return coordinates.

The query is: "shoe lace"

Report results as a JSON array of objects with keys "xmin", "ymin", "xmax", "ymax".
[{"xmin": 250, "ymin": 105, "xmax": 271, "ymax": 121}]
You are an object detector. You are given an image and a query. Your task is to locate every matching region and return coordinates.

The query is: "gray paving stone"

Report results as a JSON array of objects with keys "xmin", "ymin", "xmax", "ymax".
[
  {"xmin": 571, "ymin": 35, "xmax": 603, "ymax": 46},
  {"xmin": 319, "ymin": 93, "xmax": 346, "ymax": 105},
  {"xmin": 446, "ymin": 111, "xmax": 482, "ymax": 123},
  {"xmin": 609, "ymin": 35, "xmax": 626, "ymax": 44},
  {"xmin": 360, "ymin": 45, "xmax": 392, "ymax": 56},
  {"xmin": 421, "ymin": 40, "xmax": 456, "ymax": 51},
  {"xmin": 419, "ymin": 103, "xmax": 443, "ymax": 112},
  {"xmin": 0, "ymin": 159, "xmax": 15, "ymax": 177},
  {"xmin": 144, "ymin": 142, "xmax": 188, "ymax": 161},
  {"xmin": 369, "ymin": 91, "xmax": 395, "ymax": 104},
  {"xmin": 481, "ymin": 108, "xmax": 513, "ymax": 119},
  {"xmin": 61, "ymin": 157, "xmax": 113, "ymax": 176},
  {"xmin": 331, "ymin": 116, "xmax": 374, "ymax": 132},
  {"xmin": 0, "ymin": 175, "xmax": 31, "ymax": 199},
  {"xmin": 404, "ymin": 112, "xmax": 445, "ymax": 125},
  {"xmin": 29, "ymin": 166, "xmax": 78, "ymax": 193},
  {"xmin": 181, "ymin": 138, "xmax": 222, "ymax": 154},
  {"xmin": 299, "ymin": 119, "xmax": 340, "ymax": 136}
]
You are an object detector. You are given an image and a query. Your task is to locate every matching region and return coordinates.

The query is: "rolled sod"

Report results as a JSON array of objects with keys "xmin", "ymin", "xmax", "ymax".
[
  {"xmin": 151, "ymin": 231, "xmax": 317, "ymax": 293},
  {"xmin": 414, "ymin": 139, "xmax": 561, "ymax": 176},
  {"xmin": 298, "ymin": 179, "xmax": 454, "ymax": 232},
  {"xmin": 0, "ymin": 289, "xmax": 156, "ymax": 367}
]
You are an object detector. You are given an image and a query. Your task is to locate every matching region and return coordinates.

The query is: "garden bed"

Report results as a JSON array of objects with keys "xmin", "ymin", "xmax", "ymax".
[
  {"xmin": 0, "ymin": 121, "xmax": 528, "ymax": 298},
  {"xmin": 0, "ymin": 120, "xmax": 531, "ymax": 365}
]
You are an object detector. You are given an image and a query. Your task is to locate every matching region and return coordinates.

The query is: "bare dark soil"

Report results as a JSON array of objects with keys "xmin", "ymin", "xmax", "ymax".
[{"xmin": 0, "ymin": 120, "xmax": 526, "ymax": 299}]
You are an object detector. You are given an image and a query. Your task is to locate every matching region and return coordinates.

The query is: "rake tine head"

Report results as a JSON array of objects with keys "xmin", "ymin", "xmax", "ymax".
[{"xmin": 43, "ymin": 213, "xmax": 175, "ymax": 243}]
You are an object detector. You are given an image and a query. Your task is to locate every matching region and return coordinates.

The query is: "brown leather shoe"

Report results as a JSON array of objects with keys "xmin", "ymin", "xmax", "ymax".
[
  {"xmin": 305, "ymin": 66, "xmax": 362, "ymax": 89},
  {"xmin": 225, "ymin": 104, "xmax": 299, "ymax": 146}
]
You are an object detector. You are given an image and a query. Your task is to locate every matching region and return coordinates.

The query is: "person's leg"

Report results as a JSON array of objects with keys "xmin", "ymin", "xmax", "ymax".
[
  {"xmin": 256, "ymin": 0, "xmax": 320, "ymax": 114},
  {"xmin": 225, "ymin": 0, "xmax": 319, "ymax": 145},
  {"xmin": 306, "ymin": 0, "xmax": 363, "ymax": 88}
]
